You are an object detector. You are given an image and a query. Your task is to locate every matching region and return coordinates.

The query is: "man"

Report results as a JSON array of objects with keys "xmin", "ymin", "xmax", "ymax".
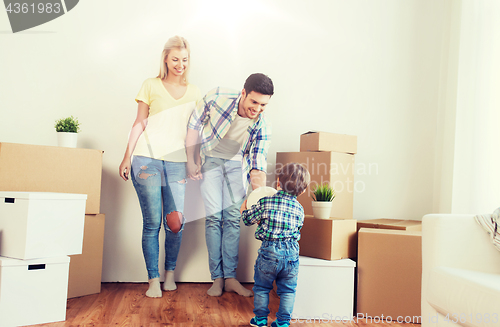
[{"xmin": 186, "ymin": 73, "xmax": 274, "ymax": 297}]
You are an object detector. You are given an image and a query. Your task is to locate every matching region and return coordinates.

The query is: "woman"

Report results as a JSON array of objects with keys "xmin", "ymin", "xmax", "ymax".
[{"xmin": 119, "ymin": 36, "xmax": 201, "ymax": 298}]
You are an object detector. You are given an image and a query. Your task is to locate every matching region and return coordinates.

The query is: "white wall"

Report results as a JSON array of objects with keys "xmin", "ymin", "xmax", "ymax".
[
  {"xmin": 0, "ymin": 0, "xmax": 450, "ymax": 282},
  {"xmin": 450, "ymin": 0, "xmax": 500, "ymax": 214},
  {"xmin": 433, "ymin": 0, "xmax": 500, "ymax": 215},
  {"xmin": 433, "ymin": 0, "xmax": 461, "ymax": 214}
]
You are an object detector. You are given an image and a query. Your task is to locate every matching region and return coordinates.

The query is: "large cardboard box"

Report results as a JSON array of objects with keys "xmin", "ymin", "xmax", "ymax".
[
  {"xmin": 299, "ymin": 216, "xmax": 357, "ymax": 260},
  {"xmin": 300, "ymin": 131, "xmax": 357, "ymax": 154},
  {"xmin": 68, "ymin": 213, "xmax": 105, "ymax": 298},
  {"xmin": 0, "ymin": 192, "xmax": 87, "ymax": 260},
  {"xmin": 294, "ymin": 257, "xmax": 356, "ymax": 319},
  {"xmin": 0, "ymin": 142, "xmax": 103, "ymax": 214},
  {"xmin": 276, "ymin": 151, "xmax": 354, "ymax": 219},
  {"xmin": 357, "ymin": 218, "xmax": 422, "ymax": 231},
  {"xmin": 357, "ymin": 228, "xmax": 422, "ymax": 319},
  {"xmin": 0, "ymin": 256, "xmax": 70, "ymax": 326}
]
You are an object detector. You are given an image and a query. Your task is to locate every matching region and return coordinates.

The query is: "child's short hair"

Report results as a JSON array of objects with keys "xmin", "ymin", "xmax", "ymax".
[{"xmin": 276, "ymin": 163, "xmax": 310, "ymax": 196}]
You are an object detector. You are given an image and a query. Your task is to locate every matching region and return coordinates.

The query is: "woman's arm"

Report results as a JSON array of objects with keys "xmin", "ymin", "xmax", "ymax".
[
  {"xmin": 185, "ymin": 128, "xmax": 202, "ymax": 180},
  {"xmin": 119, "ymin": 101, "xmax": 149, "ymax": 181}
]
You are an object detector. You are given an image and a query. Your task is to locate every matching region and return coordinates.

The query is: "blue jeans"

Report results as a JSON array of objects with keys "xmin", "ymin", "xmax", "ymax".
[
  {"xmin": 131, "ymin": 155, "xmax": 186, "ymax": 280},
  {"xmin": 200, "ymin": 157, "xmax": 246, "ymax": 280},
  {"xmin": 253, "ymin": 241, "xmax": 299, "ymax": 322}
]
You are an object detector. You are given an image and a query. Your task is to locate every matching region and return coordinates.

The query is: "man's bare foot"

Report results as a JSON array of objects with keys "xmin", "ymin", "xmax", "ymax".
[
  {"xmin": 224, "ymin": 278, "xmax": 253, "ymax": 297},
  {"xmin": 207, "ymin": 278, "xmax": 224, "ymax": 297}
]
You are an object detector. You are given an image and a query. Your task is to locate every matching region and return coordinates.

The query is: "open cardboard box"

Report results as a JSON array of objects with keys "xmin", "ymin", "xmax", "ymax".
[
  {"xmin": 357, "ymin": 218, "xmax": 422, "ymax": 232},
  {"xmin": 357, "ymin": 228, "xmax": 422, "ymax": 318}
]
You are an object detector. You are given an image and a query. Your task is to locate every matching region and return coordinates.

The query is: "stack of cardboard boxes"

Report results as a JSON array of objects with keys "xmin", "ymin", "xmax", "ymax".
[
  {"xmin": 274, "ymin": 134, "xmax": 423, "ymax": 320},
  {"xmin": 275, "ymin": 132, "xmax": 358, "ymax": 320},
  {"xmin": 0, "ymin": 143, "xmax": 105, "ymax": 301}
]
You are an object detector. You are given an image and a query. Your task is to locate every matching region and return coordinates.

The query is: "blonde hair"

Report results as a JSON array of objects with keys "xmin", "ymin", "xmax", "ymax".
[{"xmin": 157, "ymin": 35, "xmax": 191, "ymax": 83}]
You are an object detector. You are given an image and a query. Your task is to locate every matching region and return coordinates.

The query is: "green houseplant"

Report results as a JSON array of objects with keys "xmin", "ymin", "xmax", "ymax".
[
  {"xmin": 55, "ymin": 116, "xmax": 81, "ymax": 148},
  {"xmin": 54, "ymin": 116, "xmax": 81, "ymax": 133},
  {"xmin": 311, "ymin": 182, "xmax": 335, "ymax": 219}
]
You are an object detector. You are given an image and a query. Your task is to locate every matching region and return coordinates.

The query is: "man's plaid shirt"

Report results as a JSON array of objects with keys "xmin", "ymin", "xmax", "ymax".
[
  {"xmin": 187, "ymin": 87, "xmax": 271, "ymax": 185},
  {"xmin": 242, "ymin": 190, "xmax": 304, "ymax": 241}
]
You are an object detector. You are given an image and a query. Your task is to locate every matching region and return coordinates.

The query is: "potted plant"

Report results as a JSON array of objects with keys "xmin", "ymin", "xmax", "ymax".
[
  {"xmin": 55, "ymin": 116, "xmax": 81, "ymax": 148},
  {"xmin": 311, "ymin": 182, "xmax": 335, "ymax": 219}
]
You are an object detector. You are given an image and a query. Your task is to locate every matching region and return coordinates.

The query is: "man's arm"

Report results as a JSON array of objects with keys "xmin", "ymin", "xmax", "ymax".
[
  {"xmin": 247, "ymin": 118, "xmax": 271, "ymax": 190},
  {"xmin": 249, "ymin": 169, "xmax": 266, "ymax": 190}
]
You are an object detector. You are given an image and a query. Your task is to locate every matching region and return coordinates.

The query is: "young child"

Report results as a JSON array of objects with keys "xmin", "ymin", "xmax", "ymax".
[{"xmin": 241, "ymin": 162, "xmax": 310, "ymax": 327}]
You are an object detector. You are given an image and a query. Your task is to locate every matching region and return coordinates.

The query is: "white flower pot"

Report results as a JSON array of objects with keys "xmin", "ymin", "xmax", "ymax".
[
  {"xmin": 57, "ymin": 132, "xmax": 78, "ymax": 148},
  {"xmin": 311, "ymin": 201, "xmax": 333, "ymax": 219}
]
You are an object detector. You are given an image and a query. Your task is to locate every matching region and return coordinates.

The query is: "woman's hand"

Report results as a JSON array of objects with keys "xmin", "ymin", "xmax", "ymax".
[
  {"xmin": 119, "ymin": 157, "xmax": 131, "ymax": 181},
  {"xmin": 187, "ymin": 160, "xmax": 202, "ymax": 180}
]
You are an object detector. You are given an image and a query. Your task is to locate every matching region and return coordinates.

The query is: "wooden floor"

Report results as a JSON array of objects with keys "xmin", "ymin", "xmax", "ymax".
[{"xmin": 34, "ymin": 283, "xmax": 421, "ymax": 327}]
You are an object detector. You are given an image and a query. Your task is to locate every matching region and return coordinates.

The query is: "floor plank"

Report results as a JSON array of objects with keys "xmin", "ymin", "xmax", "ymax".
[{"xmin": 31, "ymin": 283, "xmax": 420, "ymax": 327}]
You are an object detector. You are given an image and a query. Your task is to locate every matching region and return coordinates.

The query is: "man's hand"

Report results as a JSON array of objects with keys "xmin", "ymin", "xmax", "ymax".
[{"xmin": 187, "ymin": 160, "xmax": 202, "ymax": 180}]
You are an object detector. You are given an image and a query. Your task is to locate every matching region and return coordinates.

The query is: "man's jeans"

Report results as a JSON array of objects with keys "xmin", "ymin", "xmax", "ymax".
[
  {"xmin": 131, "ymin": 155, "xmax": 186, "ymax": 280},
  {"xmin": 253, "ymin": 241, "xmax": 300, "ymax": 322},
  {"xmin": 200, "ymin": 156, "xmax": 246, "ymax": 280}
]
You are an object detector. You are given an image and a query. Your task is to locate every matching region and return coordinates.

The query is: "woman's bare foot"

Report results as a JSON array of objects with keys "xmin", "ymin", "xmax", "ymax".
[{"xmin": 163, "ymin": 270, "xmax": 177, "ymax": 291}]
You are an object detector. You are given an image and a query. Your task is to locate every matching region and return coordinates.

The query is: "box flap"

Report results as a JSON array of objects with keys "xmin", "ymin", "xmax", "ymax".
[
  {"xmin": 0, "ymin": 191, "xmax": 87, "ymax": 200},
  {"xmin": 358, "ymin": 228, "xmax": 422, "ymax": 236},
  {"xmin": 299, "ymin": 256, "xmax": 356, "ymax": 268},
  {"xmin": 301, "ymin": 131, "xmax": 319, "ymax": 135},
  {"xmin": 357, "ymin": 218, "xmax": 422, "ymax": 231},
  {"xmin": 0, "ymin": 255, "xmax": 70, "ymax": 266}
]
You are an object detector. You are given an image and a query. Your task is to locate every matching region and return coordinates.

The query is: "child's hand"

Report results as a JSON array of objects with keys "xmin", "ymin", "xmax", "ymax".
[{"xmin": 240, "ymin": 200, "xmax": 248, "ymax": 214}]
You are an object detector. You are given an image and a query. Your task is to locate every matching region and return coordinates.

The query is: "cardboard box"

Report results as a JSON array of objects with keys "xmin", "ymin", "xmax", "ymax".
[
  {"xmin": 299, "ymin": 216, "xmax": 357, "ymax": 260},
  {"xmin": 68, "ymin": 213, "xmax": 105, "ymax": 298},
  {"xmin": 0, "ymin": 191, "xmax": 87, "ymax": 260},
  {"xmin": 0, "ymin": 142, "xmax": 103, "ymax": 214},
  {"xmin": 276, "ymin": 151, "xmax": 354, "ymax": 219},
  {"xmin": 357, "ymin": 218, "xmax": 422, "ymax": 231},
  {"xmin": 357, "ymin": 228, "xmax": 422, "ymax": 318},
  {"xmin": 294, "ymin": 257, "xmax": 356, "ymax": 319},
  {"xmin": 300, "ymin": 131, "xmax": 357, "ymax": 154},
  {"xmin": 0, "ymin": 256, "xmax": 70, "ymax": 326}
]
